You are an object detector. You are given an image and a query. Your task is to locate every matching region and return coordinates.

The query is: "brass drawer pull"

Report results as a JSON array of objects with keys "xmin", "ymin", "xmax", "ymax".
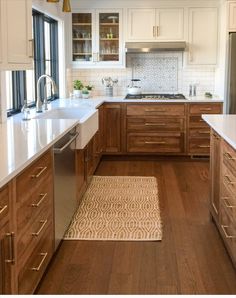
[
  {"xmin": 31, "ymin": 252, "xmax": 48, "ymax": 271},
  {"xmin": 145, "ymin": 141, "xmax": 166, "ymax": 145},
  {"xmin": 153, "ymin": 26, "xmax": 156, "ymax": 37},
  {"xmin": 200, "ymin": 108, "xmax": 212, "ymax": 111},
  {"xmin": 198, "ymin": 131, "xmax": 209, "ymax": 134},
  {"xmin": 199, "ymin": 119, "xmax": 205, "ymax": 122},
  {"xmin": 5, "ymin": 232, "xmax": 15, "ymax": 264},
  {"xmin": 224, "ymin": 175, "xmax": 236, "ymax": 185},
  {"xmin": 31, "ymin": 193, "xmax": 47, "ymax": 208},
  {"xmin": 145, "ymin": 123, "xmax": 166, "ymax": 126},
  {"xmin": 224, "ymin": 152, "xmax": 236, "ymax": 161},
  {"xmin": 221, "ymin": 225, "xmax": 235, "ymax": 239},
  {"xmin": 32, "ymin": 220, "xmax": 48, "ymax": 236},
  {"xmin": 145, "ymin": 109, "xmax": 166, "ymax": 112},
  {"xmin": 222, "ymin": 197, "xmax": 236, "ymax": 208},
  {"xmin": 0, "ymin": 205, "xmax": 8, "ymax": 215},
  {"xmin": 31, "ymin": 166, "xmax": 47, "ymax": 178},
  {"xmin": 198, "ymin": 145, "xmax": 210, "ymax": 148}
]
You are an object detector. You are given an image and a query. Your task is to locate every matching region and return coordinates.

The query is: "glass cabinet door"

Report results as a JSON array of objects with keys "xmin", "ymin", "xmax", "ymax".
[
  {"xmin": 72, "ymin": 13, "xmax": 93, "ymax": 62},
  {"xmin": 98, "ymin": 12, "xmax": 120, "ymax": 62}
]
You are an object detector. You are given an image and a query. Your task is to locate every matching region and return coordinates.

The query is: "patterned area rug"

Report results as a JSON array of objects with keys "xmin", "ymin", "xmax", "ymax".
[{"xmin": 64, "ymin": 176, "xmax": 162, "ymax": 241}]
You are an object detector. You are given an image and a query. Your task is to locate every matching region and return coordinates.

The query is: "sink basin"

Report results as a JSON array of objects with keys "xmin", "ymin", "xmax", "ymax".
[{"xmin": 34, "ymin": 107, "xmax": 98, "ymax": 149}]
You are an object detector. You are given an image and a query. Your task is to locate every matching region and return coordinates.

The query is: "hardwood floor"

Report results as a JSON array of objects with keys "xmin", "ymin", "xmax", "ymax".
[{"xmin": 36, "ymin": 158, "xmax": 236, "ymax": 295}]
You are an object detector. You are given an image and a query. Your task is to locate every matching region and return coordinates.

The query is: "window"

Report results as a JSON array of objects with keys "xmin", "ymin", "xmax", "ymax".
[{"xmin": 7, "ymin": 10, "xmax": 59, "ymax": 116}]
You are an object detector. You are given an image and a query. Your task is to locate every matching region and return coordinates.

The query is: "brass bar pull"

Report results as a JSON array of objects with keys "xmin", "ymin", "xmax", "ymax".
[
  {"xmin": 32, "ymin": 220, "xmax": 48, "ymax": 236},
  {"xmin": 221, "ymin": 225, "xmax": 235, "ymax": 239},
  {"xmin": 153, "ymin": 26, "xmax": 156, "ymax": 37},
  {"xmin": 200, "ymin": 108, "xmax": 212, "ymax": 111},
  {"xmin": 199, "ymin": 119, "xmax": 205, "ymax": 122},
  {"xmin": 145, "ymin": 141, "xmax": 166, "ymax": 145},
  {"xmin": 145, "ymin": 109, "xmax": 166, "ymax": 112},
  {"xmin": 0, "ymin": 205, "xmax": 8, "ymax": 215},
  {"xmin": 31, "ymin": 193, "xmax": 47, "ymax": 208},
  {"xmin": 198, "ymin": 131, "xmax": 209, "ymax": 134},
  {"xmin": 224, "ymin": 175, "xmax": 236, "ymax": 185},
  {"xmin": 222, "ymin": 197, "xmax": 236, "ymax": 208},
  {"xmin": 156, "ymin": 26, "xmax": 159, "ymax": 36},
  {"xmin": 198, "ymin": 145, "xmax": 210, "ymax": 148},
  {"xmin": 5, "ymin": 232, "xmax": 15, "ymax": 264},
  {"xmin": 224, "ymin": 152, "xmax": 236, "ymax": 161},
  {"xmin": 31, "ymin": 252, "xmax": 48, "ymax": 271},
  {"xmin": 28, "ymin": 39, "xmax": 34, "ymax": 58},
  {"xmin": 145, "ymin": 123, "xmax": 166, "ymax": 126},
  {"xmin": 31, "ymin": 166, "xmax": 47, "ymax": 178}
]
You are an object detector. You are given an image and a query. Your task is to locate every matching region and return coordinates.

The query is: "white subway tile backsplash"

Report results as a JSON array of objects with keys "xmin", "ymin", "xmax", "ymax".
[{"xmin": 68, "ymin": 52, "xmax": 216, "ymax": 97}]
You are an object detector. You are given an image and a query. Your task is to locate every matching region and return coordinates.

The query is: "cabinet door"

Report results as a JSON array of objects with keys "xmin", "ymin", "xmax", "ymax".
[
  {"xmin": 5, "ymin": 0, "xmax": 32, "ymax": 69},
  {"xmin": 103, "ymin": 104, "xmax": 121, "ymax": 153},
  {"xmin": 72, "ymin": 12, "xmax": 94, "ymax": 64},
  {"xmin": 127, "ymin": 9, "xmax": 156, "ymax": 40},
  {"xmin": 0, "ymin": 222, "xmax": 12, "ymax": 294},
  {"xmin": 210, "ymin": 130, "xmax": 221, "ymax": 221},
  {"xmin": 156, "ymin": 8, "xmax": 184, "ymax": 40},
  {"xmin": 97, "ymin": 10, "xmax": 122, "ymax": 64},
  {"xmin": 188, "ymin": 8, "xmax": 218, "ymax": 65},
  {"xmin": 229, "ymin": 2, "xmax": 236, "ymax": 31}
]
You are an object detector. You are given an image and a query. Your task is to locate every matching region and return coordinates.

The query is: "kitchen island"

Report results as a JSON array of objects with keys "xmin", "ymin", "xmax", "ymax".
[{"xmin": 203, "ymin": 114, "xmax": 236, "ymax": 268}]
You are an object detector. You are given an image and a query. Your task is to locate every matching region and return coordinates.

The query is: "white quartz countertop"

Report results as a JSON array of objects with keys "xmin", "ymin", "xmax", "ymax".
[
  {"xmin": 0, "ymin": 96, "xmax": 224, "ymax": 189},
  {"xmin": 202, "ymin": 115, "xmax": 236, "ymax": 150}
]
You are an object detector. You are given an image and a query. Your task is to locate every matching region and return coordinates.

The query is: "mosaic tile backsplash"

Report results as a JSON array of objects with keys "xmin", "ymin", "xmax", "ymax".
[
  {"xmin": 128, "ymin": 53, "xmax": 179, "ymax": 92},
  {"xmin": 67, "ymin": 51, "xmax": 216, "ymax": 97}
]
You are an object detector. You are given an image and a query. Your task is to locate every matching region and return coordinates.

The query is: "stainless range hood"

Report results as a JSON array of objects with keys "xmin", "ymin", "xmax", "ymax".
[{"xmin": 125, "ymin": 42, "xmax": 186, "ymax": 53}]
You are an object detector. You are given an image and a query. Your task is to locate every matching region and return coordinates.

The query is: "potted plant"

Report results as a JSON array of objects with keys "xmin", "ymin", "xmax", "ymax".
[
  {"xmin": 85, "ymin": 85, "xmax": 94, "ymax": 97},
  {"xmin": 82, "ymin": 87, "xmax": 90, "ymax": 99},
  {"xmin": 73, "ymin": 80, "xmax": 83, "ymax": 98}
]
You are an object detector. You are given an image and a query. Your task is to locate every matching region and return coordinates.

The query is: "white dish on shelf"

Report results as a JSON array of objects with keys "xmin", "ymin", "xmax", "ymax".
[{"xmin": 107, "ymin": 16, "xmax": 118, "ymax": 23}]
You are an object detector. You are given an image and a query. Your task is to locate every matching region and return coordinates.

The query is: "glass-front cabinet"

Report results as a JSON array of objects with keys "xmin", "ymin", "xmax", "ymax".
[{"xmin": 71, "ymin": 10, "xmax": 122, "ymax": 67}]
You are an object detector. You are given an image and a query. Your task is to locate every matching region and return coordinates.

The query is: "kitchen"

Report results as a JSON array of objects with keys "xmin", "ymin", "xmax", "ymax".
[{"xmin": 0, "ymin": 0, "xmax": 236, "ymax": 295}]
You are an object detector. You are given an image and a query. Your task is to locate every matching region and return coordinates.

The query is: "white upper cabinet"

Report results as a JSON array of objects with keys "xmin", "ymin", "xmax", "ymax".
[
  {"xmin": 71, "ymin": 9, "xmax": 123, "ymax": 68},
  {"xmin": 127, "ymin": 9, "xmax": 156, "ymax": 40},
  {"xmin": 0, "ymin": 0, "xmax": 33, "ymax": 70},
  {"xmin": 127, "ymin": 8, "xmax": 184, "ymax": 41},
  {"xmin": 228, "ymin": 2, "xmax": 236, "ymax": 31},
  {"xmin": 0, "ymin": 0, "xmax": 3, "ymax": 65},
  {"xmin": 188, "ymin": 8, "xmax": 218, "ymax": 65}
]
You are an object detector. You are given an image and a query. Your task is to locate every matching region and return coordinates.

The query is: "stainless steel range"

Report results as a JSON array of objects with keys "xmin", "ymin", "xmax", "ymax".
[{"xmin": 124, "ymin": 93, "xmax": 186, "ymax": 100}]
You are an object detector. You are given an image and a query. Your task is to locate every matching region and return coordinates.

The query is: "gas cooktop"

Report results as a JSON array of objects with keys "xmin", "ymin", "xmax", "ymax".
[{"xmin": 124, "ymin": 93, "xmax": 186, "ymax": 100}]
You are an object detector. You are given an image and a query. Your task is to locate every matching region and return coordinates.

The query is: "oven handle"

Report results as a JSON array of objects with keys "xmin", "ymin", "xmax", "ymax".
[{"xmin": 53, "ymin": 132, "xmax": 79, "ymax": 154}]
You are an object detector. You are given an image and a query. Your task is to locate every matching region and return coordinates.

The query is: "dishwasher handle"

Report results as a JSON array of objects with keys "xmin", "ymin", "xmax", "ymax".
[{"xmin": 53, "ymin": 132, "xmax": 79, "ymax": 154}]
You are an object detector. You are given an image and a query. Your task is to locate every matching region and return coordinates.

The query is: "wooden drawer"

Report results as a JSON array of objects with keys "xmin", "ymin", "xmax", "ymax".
[
  {"xmin": 127, "ymin": 104, "xmax": 185, "ymax": 116},
  {"xmin": 189, "ymin": 138, "xmax": 210, "ymax": 154},
  {"xmin": 17, "ymin": 204, "xmax": 53, "ymax": 261},
  {"xmin": 222, "ymin": 163, "xmax": 236, "ymax": 199},
  {"xmin": 221, "ymin": 182, "xmax": 236, "ymax": 222},
  {"xmin": 0, "ymin": 185, "xmax": 10, "ymax": 225},
  {"xmin": 127, "ymin": 133, "xmax": 184, "ymax": 153},
  {"xmin": 220, "ymin": 201, "xmax": 236, "ymax": 264},
  {"xmin": 18, "ymin": 223, "xmax": 54, "ymax": 294},
  {"xmin": 127, "ymin": 117, "xmax": 185, "ymax": 132},
  {"xmin": 16, "ymin": 177, "xmax": 53, "ymax": 235},
  {"xmin": 16, "ymin": 150, "xmax": 53, "ymax": 204},
  {"xmin": 189, "ymin": 115, "xmax": 209, "ymax": 128},
  {"xmin": 222, "ymin": 140, "xmax": 236, "ymax": 176},
  {"xmin": 189, "ymin": 128, "xmax": 210, "ymax": 138},
  {"xmin": 189, "ymin": 103, "xmax": 222, "ymax": 115}
]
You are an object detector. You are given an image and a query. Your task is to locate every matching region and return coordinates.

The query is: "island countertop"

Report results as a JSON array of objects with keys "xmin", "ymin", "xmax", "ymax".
[{"xmin": 202, "ymin": 114, "xmax": 236, "ymax": 150}]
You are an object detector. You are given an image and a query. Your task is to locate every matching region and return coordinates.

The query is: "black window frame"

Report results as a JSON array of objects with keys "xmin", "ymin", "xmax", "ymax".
[{"xmin": 7, "ymin": 9, "xmax": 59, "ymax": 117}]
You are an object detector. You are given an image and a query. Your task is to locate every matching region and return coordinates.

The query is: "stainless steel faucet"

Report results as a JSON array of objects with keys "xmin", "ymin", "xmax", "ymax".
[{"xmin": 36, "ymin": 74, "xmax": 58, "ymax": 113}]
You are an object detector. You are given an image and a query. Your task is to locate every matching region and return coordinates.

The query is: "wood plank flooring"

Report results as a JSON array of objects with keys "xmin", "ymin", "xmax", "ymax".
[{"xmin": 36, "ymin": 158, "xmax": 236, "ymax": 295}]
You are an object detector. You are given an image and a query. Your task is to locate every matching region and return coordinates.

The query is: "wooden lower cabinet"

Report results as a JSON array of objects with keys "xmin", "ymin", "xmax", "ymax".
[
  {"xmin": 210, "ymin": 132, "xmax": 236, "ymax": 267},
  {"xmin": 210, "ymin": 130, "xmax": 221, "ymax": 221},
  {"xmin": 0, "ymin": 183, "xmax": 14, "ymax": 294},
  {"xmin": 103, "ymin": 103, "xmax": 122, "ymax": 153},
  {"xmin": 187, "ymin": 103, "xmax": 222, "ymax": 155},
  {"xmin": 15, "ymin": 149, "xmax": 54, "ymax": 294}
]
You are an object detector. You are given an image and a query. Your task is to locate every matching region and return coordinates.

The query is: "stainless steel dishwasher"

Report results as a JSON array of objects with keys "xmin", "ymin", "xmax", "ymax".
[{"xmin": 53, "ymin": 127, "xmax": 79, "ymax": 250}]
